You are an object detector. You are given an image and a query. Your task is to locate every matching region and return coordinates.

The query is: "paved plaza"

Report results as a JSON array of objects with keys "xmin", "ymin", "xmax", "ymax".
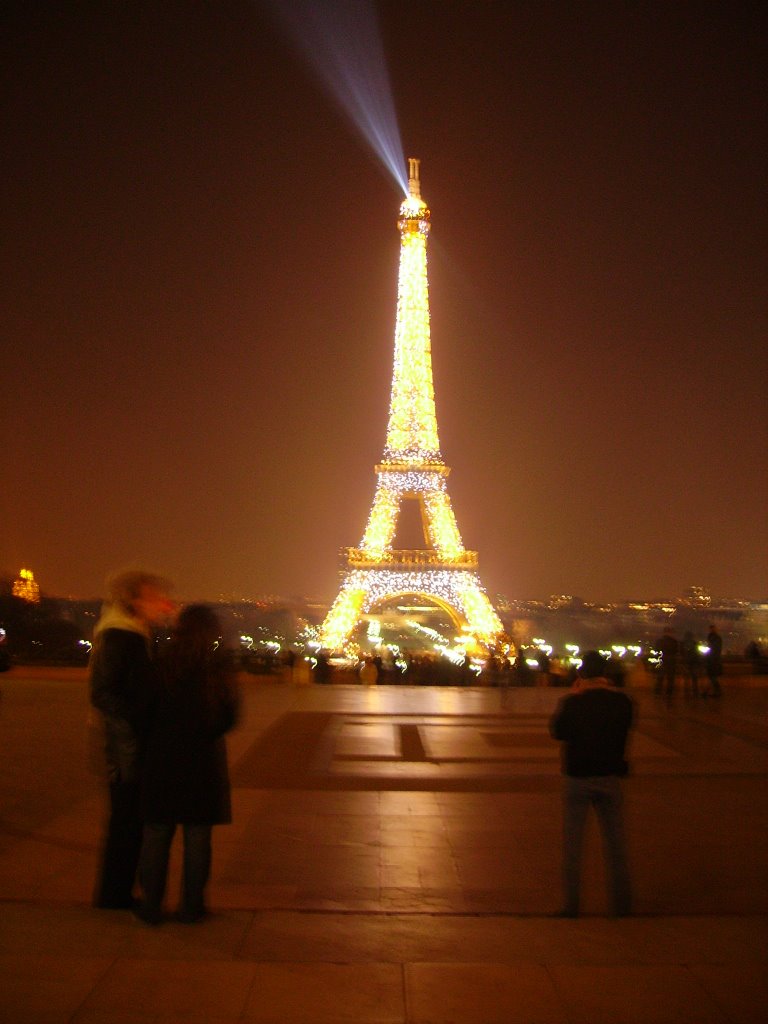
[{"xmin": 0, "ymin": 667, "xmax": 766, "ymax": 1022}]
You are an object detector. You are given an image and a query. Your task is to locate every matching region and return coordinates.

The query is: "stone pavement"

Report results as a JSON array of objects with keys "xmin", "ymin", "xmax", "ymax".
[{"xmin": 0, "ymin": 668, "xmax": 766, "ymax": 1022}]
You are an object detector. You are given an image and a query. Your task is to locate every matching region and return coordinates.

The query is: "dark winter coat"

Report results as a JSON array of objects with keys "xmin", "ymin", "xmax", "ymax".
[
  {"xmin": 140, "ymin": 653, "xmax": 239, "ymax": 825},
  {"xmin": 706, "ymin": 630, "xmax": 723, "ymax": 674},
  {"xmin": 90, "ymin": 626, "xmax": 156, "ymax": 783}
]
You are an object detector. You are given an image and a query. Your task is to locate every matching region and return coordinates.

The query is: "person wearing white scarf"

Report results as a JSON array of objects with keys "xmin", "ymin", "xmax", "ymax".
[{"xmin": 90, "ymin": 569, "xmax": 175, "ymax": 909}]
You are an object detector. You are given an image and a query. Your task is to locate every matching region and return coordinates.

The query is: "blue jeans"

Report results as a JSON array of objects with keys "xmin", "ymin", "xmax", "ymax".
[
  {"xmin": 562, "ymin": 775, "xmax": 631, "ymax": 916},
  {"xmin": 138, "ymin": 823, "xmax": 212, "ymax": 919}
]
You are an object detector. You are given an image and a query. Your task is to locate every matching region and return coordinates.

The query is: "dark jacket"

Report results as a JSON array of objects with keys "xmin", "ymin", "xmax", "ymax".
[
  {"xmin": 141, "ymin": 653, "xmax": 239, "ymax": 825},
  {"xmin": 550, "ymin": 684, "xmax": 634, "ymax": 777},
  {"xmin": 90, "ymin": 627, "xmax": 156, "ymax": 783},
  {"xmin": 706, "ymin": 631, "xmax": 723, "ymax": 672}
]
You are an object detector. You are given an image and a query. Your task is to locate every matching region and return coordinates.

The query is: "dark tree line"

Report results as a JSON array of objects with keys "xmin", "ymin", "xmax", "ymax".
[{"xmin": 0, "ymin": 589, "xmax": 90, "ymax": 665}]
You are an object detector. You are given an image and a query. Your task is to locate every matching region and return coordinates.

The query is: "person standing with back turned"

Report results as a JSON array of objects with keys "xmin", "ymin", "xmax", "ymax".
[
  {"xmin": 704, "ymin": 624, "xmax": 723, "ymax": 697},
  {"xmin": 90, "ymin": 569, "xmax": 175, "ymax": 909},
  {"xmin": 135, "ymin": 604, "xmax": 240, "ymax": 924},
  {"xmin": 550, "ymin": 650, "xmax": 634, "ymax": 918}
]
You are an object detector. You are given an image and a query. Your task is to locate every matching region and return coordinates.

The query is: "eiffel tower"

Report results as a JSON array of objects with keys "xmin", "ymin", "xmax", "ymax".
[{"xmin": 319, "ymin": 159, "xmax": 504, "ymax": 654}]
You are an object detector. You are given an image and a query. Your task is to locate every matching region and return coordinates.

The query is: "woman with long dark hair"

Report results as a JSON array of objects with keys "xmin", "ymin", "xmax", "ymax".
[{"xmin": 134, "ymin": 604, "xmax": 239, "ymax": 924}]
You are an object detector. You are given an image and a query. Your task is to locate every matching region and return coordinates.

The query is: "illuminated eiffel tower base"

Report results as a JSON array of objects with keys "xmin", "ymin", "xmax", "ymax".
[{"xmin": 319, "ymin": 160, "xmax": 504, "ymax": 655}]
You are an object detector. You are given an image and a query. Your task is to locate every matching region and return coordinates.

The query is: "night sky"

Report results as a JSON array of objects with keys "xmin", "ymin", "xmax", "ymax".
[{"xmin": 2, "ymin": 1, "xmax": 766, "ymax": 604}]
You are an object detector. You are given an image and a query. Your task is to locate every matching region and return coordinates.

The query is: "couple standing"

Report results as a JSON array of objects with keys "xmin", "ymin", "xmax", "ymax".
[{"xmin": 89, "ymin": 569, "xmax": 239, "ymax": 924}]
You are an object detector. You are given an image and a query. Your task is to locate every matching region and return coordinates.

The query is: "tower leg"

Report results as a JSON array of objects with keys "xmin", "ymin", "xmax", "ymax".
[{"xmin": 320, "ymin": 585, "xmax": 367, "ymax": 651}]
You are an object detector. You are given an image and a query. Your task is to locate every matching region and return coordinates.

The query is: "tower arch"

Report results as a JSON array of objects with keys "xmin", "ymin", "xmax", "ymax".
[{"xmin": 366, "ymin": 590, "xmax": 468, "ymax": 637}]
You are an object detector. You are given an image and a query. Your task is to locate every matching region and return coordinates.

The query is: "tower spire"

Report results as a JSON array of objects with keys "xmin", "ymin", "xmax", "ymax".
[
  {"xmin": 408, "ymin": 157, "xmax": 421, "ymax": 199},
  {"xmin": 384, "ymin": 159, "xmax": 439, "ymax": 466},
  {"xmin": 319, "ymin": 161, "xmax": 504, "ymax": 655}
]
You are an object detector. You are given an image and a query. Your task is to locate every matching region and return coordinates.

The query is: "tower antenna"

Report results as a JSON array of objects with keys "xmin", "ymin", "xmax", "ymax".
[{"xmin": 408, "ymin": 157, "xmax": 421, "ymax": 198}]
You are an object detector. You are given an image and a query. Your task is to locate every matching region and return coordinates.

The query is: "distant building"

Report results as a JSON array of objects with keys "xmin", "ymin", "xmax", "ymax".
[
  {"xmin": 12, "ymin": 568, "xmax": 40, "ymax": 603},
  {"xmin": 682, "ymin": 585, "xmax": 712, "ymax": 607}
]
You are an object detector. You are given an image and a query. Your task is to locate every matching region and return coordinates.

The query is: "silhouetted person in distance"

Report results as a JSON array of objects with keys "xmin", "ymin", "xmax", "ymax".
[
  {"xmin": 745, "ymin": 640, "xmax": 764, "ymax": 675},
  {"xmin": 484, "ymin": 651, "xmax": 499, "ymax": 687},
  {"xmin": 549, "ymin": 656, "xmax": 569, "ymax": 687},
  {"xmin": 604, "ymin": 656, "xmax": 626, "ymax": 688},
  {"xmin": 461, "ymin": 652, "xmax": 475, "ymax": 686},
  {"xmin": 313, "ymin": 649, "xmax": 332, "ymax": 684},
  {"xmin": 90, "ymin": 569, "xmax": 176, "ymax": 909},
  {"xmin": 550, "ymin": 650, "xmax": 634, "ymax": 918},
  {"xmin": 498, "ymin": 656, "xmax": 513, "ymax": 688},
  {"xmin": 536, "ymin": 649, "xmax": 552, "ymax": 686},
  {"xmin": 281, "ymin": 648, "xmax": 296, "ymax": 683},
  {"xmin": 135, "ymin": 605, "xmax": 240, "ymax": 924},
  {"xmin": 655, "ymin": 627, "xmax": 679, "ymax": 696},
  {"xmin": 704, "ymin": 624, "xmax": 723, "ymax": 697},
  {"xmin": 359, "ymin": 656, "xmax": 379, "ymax": 686},
  {"xmin": 680, "ymin": 630, "xmax": 701, "ymax": 697},
  {"xmin": 514, "ymin": 651, "xmax": 533, "ymax": 686}
]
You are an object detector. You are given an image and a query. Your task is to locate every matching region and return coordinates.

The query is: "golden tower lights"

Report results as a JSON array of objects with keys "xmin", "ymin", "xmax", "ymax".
[{"xmin": 320, "ymin": 161, "xmax": 504, "ymax": 654}]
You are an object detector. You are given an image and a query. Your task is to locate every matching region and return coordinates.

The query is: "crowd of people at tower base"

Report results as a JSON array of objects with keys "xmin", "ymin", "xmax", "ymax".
[
  {"xmin": 318, "ymin": 632, "xmax": 765, "ymax": 691},
  {"xmin": 653, "ymin": 624, "xmax": 726, "ymax": 698}
]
